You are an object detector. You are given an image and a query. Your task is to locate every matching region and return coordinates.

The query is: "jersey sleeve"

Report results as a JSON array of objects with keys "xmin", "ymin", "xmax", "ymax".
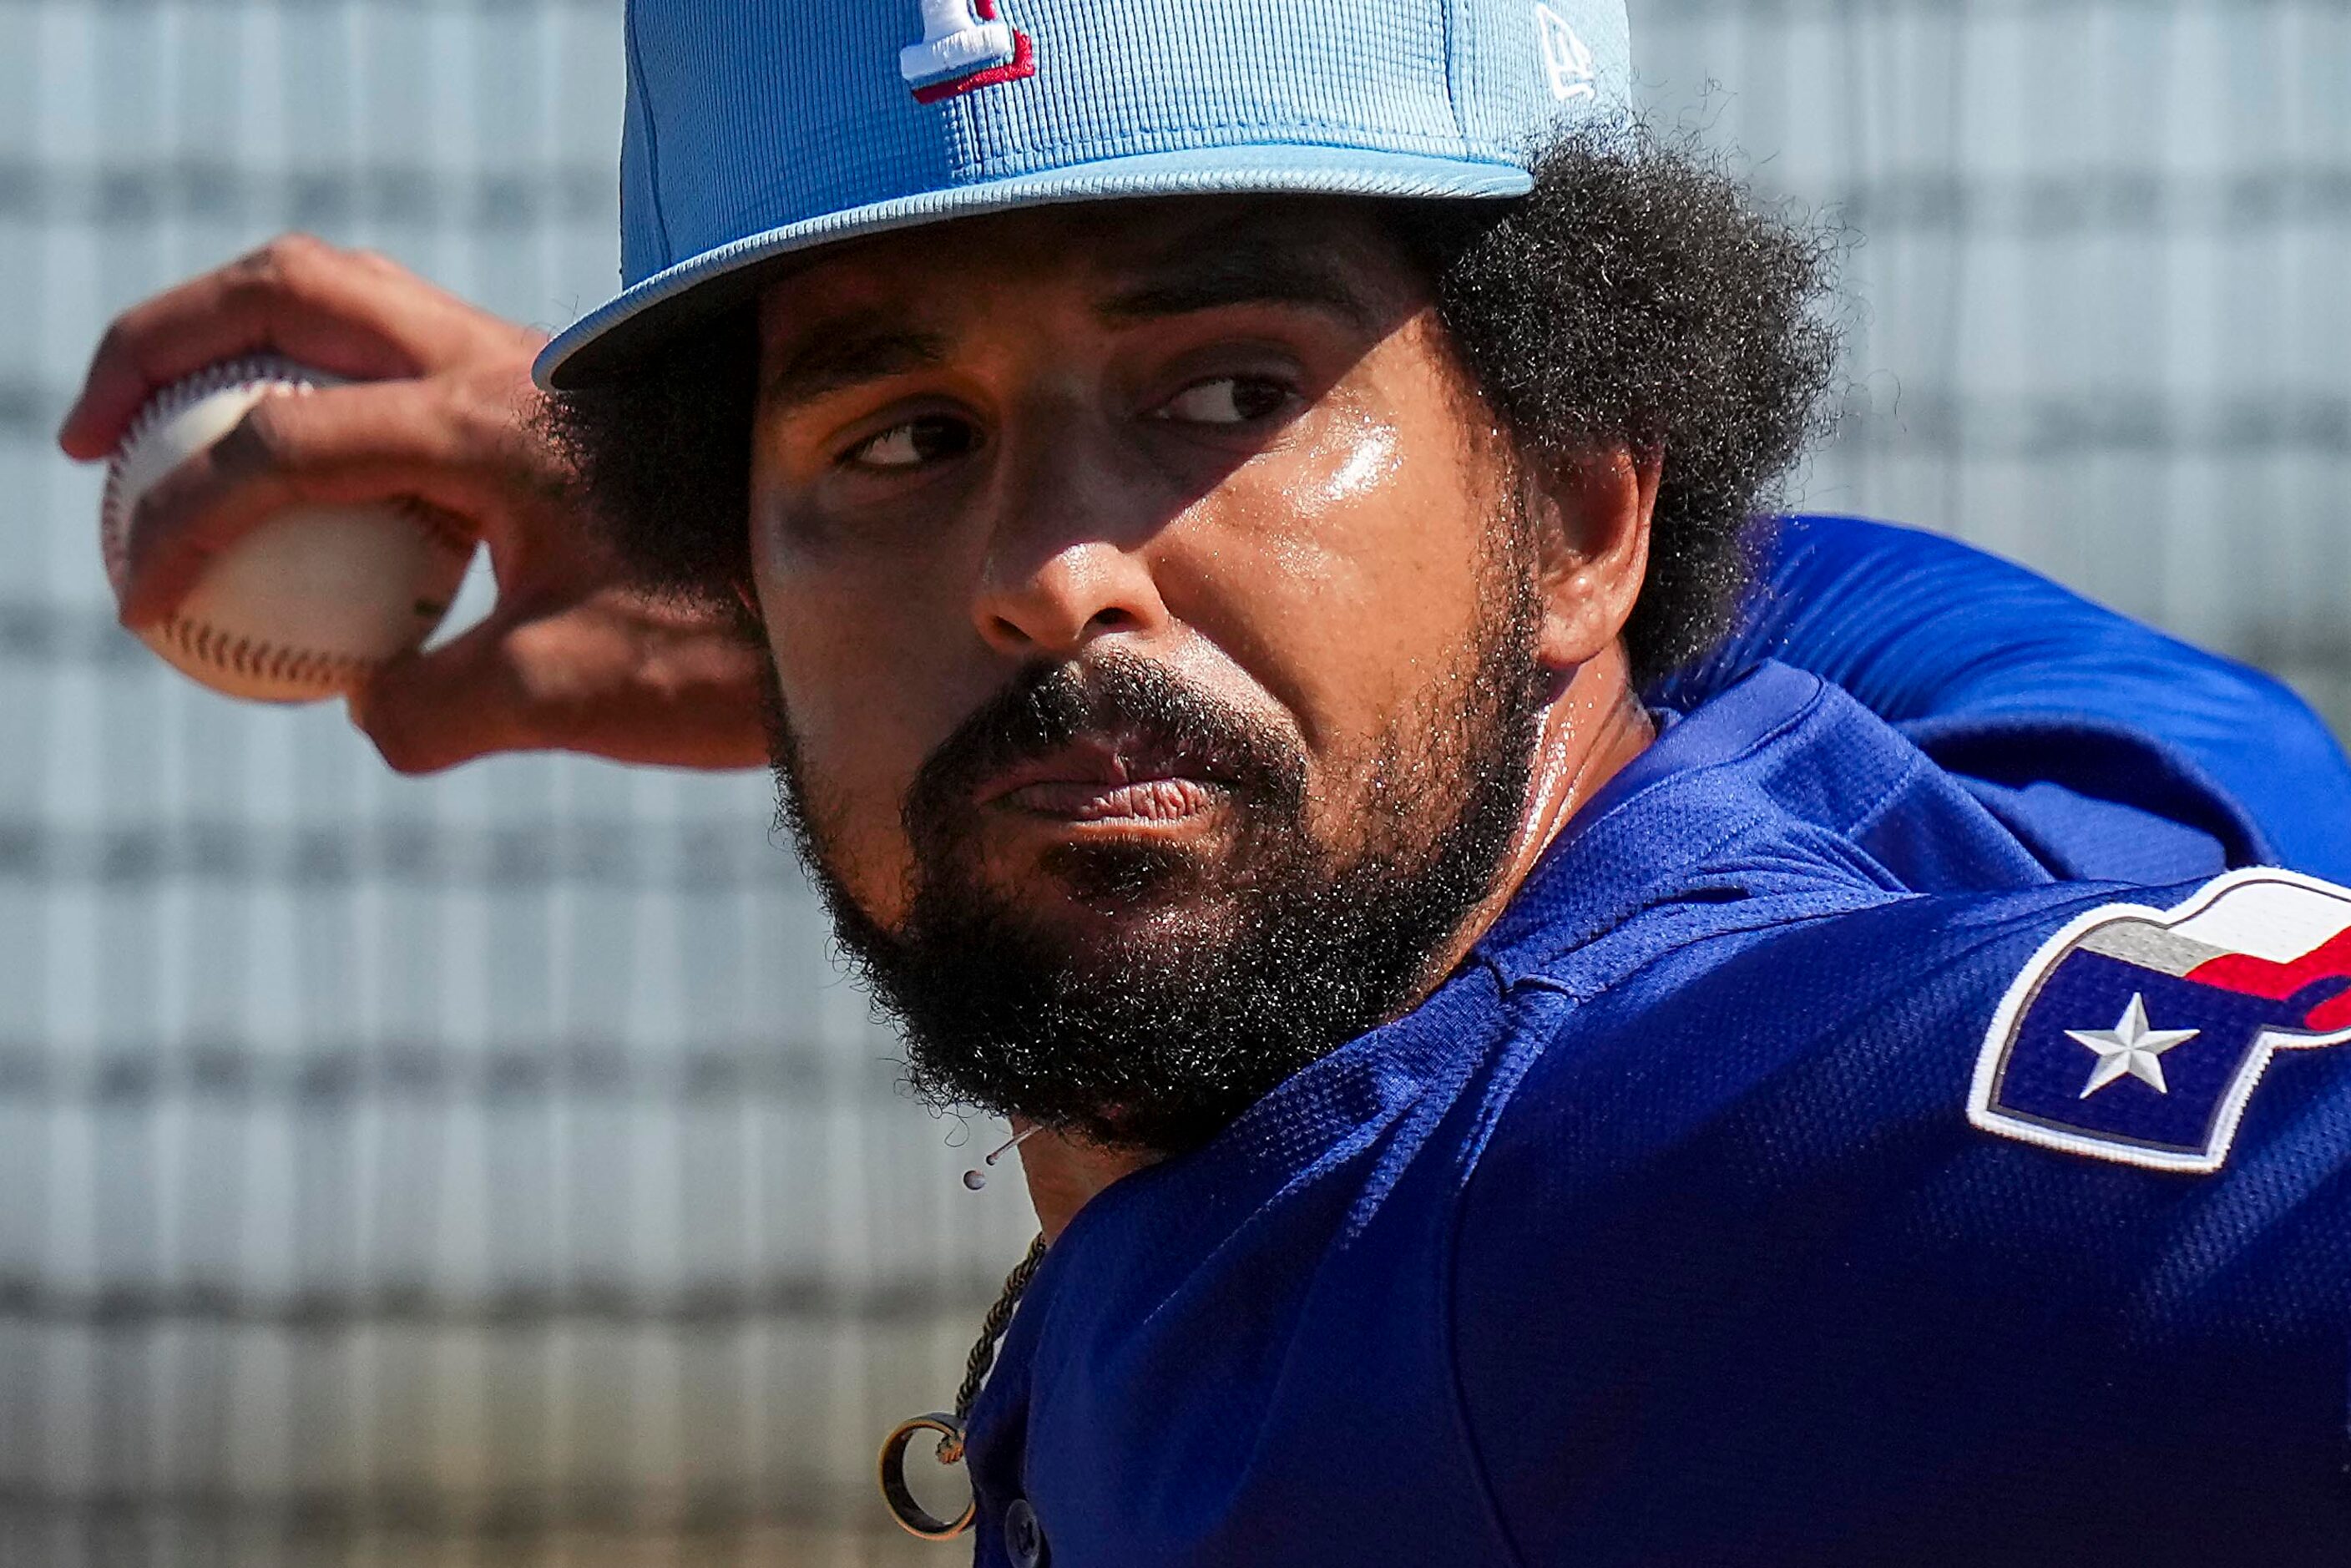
[
  {"xmin": 1448, "ymin": 881, "xmax": 2351, "ymax": 1563},
  {"xmin": 1655, "ymin": 515, "xmax": 2351, "ymax": 883}
]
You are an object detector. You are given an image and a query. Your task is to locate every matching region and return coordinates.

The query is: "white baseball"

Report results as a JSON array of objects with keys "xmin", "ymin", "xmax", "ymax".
[{"xmin": 100, "ymin": 355, "xmax": 473, "ymax": 703}]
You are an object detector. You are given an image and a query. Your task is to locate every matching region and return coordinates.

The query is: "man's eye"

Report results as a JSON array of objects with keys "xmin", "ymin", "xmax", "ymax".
[
  {"xmin": 1156, "ymin": 376, "xmax": 1292, "ymax": 427},
  {"xmin": 846, "ymin": 415, "xmax": 978, "ymax": 471}
]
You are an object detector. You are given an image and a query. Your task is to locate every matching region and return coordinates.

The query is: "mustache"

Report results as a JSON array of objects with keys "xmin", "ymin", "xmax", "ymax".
[{"xmin": 903, "ymin": 654, "xmax": 1306, "ymax": 837}]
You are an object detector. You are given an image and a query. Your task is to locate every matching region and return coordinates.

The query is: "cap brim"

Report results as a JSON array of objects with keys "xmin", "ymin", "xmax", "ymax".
[{"xmin": 533, "ymin": 144, "xmax": 1532, "ymax": 390}]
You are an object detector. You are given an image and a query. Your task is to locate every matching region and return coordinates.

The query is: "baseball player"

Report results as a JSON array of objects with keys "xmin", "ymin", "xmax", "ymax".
[{"xmin": 58, "ymin": 2, "xmax": 2351, "ymax": 1562}]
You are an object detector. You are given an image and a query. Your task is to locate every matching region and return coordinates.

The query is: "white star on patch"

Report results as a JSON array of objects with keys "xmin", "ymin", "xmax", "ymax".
[{"xmin": 2067, "ymin": 994, "xmax": 2200, "ymax": 1099}]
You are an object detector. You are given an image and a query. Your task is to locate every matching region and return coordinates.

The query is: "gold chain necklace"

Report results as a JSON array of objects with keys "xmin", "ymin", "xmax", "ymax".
[{"xmin": 877, "ymin": 1233, "xmax": 1050, "ymax": 1540}]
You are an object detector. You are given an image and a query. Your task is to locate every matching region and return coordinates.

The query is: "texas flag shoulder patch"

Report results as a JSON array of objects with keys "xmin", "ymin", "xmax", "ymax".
[{"xmin": 1969, "ymin": 868, "xmax": 2351, "ymax": 1173}]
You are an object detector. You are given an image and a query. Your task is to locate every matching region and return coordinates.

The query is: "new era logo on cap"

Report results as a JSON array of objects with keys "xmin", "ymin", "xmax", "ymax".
[
  {"xmin": 1534, "ymin": 4, "xmax": 1596, "ymax": 103},
  {"xmin": 901, "ymin": 0, "xmax": 1038, "ymax": 103}
]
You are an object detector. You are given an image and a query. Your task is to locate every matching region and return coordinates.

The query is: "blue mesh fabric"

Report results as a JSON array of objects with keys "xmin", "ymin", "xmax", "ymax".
[{"xmin": 540, "ymin": 0, "xmax": 1631, "ymax": 385}]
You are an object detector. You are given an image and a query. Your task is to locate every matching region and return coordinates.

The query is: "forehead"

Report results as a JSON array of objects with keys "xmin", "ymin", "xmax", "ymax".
[{"xmin": 754, "ymin": 195, "xmax": 1422, "ymax": 337}]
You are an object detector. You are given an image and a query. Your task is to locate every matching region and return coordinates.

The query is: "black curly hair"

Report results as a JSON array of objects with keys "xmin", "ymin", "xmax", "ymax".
[{"xmin": 545, "ymin": 124, "xmax": 1839, "ymax": 686}]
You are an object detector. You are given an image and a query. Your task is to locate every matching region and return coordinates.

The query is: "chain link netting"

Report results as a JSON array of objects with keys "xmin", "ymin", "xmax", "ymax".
[{"xmin": 1, "ymin": 1, "xmax": 2343, "ymax": 1562}]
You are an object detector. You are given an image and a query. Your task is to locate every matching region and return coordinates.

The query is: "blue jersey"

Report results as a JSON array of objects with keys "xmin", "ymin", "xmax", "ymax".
[
  {"xmin": 1666, "ymin": 516, "xmax": 2351, "ymax": 883},
  {"xmin": 958, "ymin": 518, "xmax": 2351, "ymax": 1566}
]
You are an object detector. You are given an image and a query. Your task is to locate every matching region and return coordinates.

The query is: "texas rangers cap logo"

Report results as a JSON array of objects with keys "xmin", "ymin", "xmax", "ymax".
[
  {"xmin": 901, "ymin": 0, "xmax": 1038, "ymax": 103},
  {"xmin": 1970, "ymin": 868, "xmax": 2351, "ymax": 1172}
]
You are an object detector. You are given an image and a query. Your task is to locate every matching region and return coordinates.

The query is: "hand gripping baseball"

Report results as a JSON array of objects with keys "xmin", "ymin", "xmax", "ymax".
[{"xmin": 60, "ymin": 235, "xmax": 768, "ymax": 773}]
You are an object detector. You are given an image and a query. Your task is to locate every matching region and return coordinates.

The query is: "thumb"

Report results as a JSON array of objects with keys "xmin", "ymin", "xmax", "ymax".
[
  {"xmin": 348, "ymin": 613, "xmax": 535, "ymax": 775},
  {"xmin": 351, "ymin": 592, "xmax": 772, "ymax": 773}
]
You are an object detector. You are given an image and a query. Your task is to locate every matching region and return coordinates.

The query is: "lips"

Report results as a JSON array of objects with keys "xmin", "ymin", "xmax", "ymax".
[{"xmin": 975, "ymin": 738, "xmax": 1229, "ymax": 823}]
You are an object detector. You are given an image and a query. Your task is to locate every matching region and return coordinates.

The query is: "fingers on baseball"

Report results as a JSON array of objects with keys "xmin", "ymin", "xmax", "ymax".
[
  {"xmin": 59, "ymin": 233, "xmax": 530, "ymax": 461},
  {"xmin": 115, "ymin": 380, "xmax": 488, "ymax": 630}
]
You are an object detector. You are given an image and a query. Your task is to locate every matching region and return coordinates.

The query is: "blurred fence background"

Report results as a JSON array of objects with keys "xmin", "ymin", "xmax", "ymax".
[{"xmin": 0, "ymin": 1, "xmax": 2344, "ymax": 1564}]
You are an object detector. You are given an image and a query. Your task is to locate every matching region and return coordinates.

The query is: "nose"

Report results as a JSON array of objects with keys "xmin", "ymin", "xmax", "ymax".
[{"xmin": 969, "ymin": 413, "xmax": 1173, "ymax": 660}]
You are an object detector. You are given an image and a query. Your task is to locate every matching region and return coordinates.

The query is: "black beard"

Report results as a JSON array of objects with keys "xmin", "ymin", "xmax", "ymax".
[{"xmin": 762, "ymin": 564, "xmax": 1547, "ymax": 1156}]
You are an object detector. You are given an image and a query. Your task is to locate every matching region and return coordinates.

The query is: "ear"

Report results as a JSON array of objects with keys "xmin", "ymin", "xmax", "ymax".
[{"xmin": 1525, "ymin": 443, "xmax": 1656, "ymax": 674}]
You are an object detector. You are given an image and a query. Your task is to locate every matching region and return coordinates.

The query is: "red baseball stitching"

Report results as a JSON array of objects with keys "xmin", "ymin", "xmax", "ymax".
[
  {"xmin": 159, "ymin": 615, "xmax": 382, "ymax": 698},
  {"xmin": 105, "ymin": 358, "xmax": 475, "ymax": 696}
]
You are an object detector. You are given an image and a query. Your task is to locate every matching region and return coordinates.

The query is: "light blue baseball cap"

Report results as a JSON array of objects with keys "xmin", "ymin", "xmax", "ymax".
[{"xmin": 534, "ymin": 0, "xmax": 1632, "ymax": 388}]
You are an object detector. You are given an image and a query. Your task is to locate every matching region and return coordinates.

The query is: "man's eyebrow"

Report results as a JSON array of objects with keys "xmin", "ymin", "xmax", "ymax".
[
  {"xmin": 1100, "ymin": 238, "xmax": 1381, "ymax": 330},
  {"xmin": 760, "ymin": 321, "xmax": 951, "ymax": 413}
]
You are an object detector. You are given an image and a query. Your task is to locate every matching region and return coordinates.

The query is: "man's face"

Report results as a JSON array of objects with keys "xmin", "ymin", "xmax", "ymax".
[{"xmin": 748, "ymin": 198, "xmax": 1553, "ymax": 1149}]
